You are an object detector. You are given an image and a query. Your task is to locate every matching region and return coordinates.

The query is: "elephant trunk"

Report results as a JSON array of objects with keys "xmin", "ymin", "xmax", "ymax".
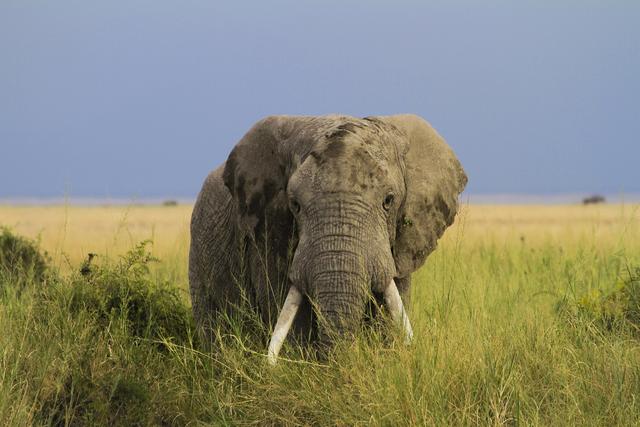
[
  {"xmin": 311, "ymin": 253, "xmax": 368, "ymax": 347},
  {"xmin": 266, "ymin": 197, "xmax": 407, "ymax": 363},
  {"xmin": 304, "ymin": 201, "xmax": 391, "ymax": 349},
  {"xmin": 266, "ymin": 279, "xmax": 413, "ymax": 364}
]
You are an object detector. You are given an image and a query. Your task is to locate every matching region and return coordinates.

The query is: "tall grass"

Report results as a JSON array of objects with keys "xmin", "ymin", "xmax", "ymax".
[{"xmin": 1, "ymin": 205, "xmax": 639, "ymax": 425}]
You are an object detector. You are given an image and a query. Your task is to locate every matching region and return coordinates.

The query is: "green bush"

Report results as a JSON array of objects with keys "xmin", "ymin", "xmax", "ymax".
[
  {"xmin": 14, "ymin": 241, "xmax": 198, "ymax": 425},
  {"xmin": 69, "ymin": 241, "xmax": 194, "ymax": 346},
  {"xmin": 560, "ymin": 267, "xmax": 640, "ymax": 335},
  {"xmin": 0, "ymin": 226, "xmax": 52, "ymax": 294}
]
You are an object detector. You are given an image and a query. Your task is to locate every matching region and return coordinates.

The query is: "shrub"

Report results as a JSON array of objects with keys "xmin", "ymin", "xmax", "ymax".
[
  {"xmin": 559, "ymin": 267, "xmax": 640, "ymax": 335},
  {"xmin": 23, "ymin": 241, "xmax": 196, "ymax": 425},
  {"xmin": 0, "ymin": 226, "xmax": 52, "ymax": 294},
  {"xmin": 47, "ymin": 241, "xmax": 195, "ymax": 346}
]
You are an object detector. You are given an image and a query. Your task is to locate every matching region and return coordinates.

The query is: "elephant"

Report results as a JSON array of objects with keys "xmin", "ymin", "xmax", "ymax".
[{"xmin": 189, "ymin": 114, "xmax": 467, "ymax": 363}]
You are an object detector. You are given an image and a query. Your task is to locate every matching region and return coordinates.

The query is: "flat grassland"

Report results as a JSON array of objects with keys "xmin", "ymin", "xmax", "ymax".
[{"xmin": 1, "ymin": 204, "xmax": 639, "ymax": 425}]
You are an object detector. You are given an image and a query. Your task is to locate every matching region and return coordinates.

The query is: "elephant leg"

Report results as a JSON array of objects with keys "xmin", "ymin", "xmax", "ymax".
[{"xmin": 248, "ymin": 238, "xmax": 315, "ymax": 344}]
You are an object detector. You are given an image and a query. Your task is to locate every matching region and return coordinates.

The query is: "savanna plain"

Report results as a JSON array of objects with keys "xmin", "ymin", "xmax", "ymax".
[{"xmin": 1, "ymin": 203, "xmax": 639, "ymax": 426}]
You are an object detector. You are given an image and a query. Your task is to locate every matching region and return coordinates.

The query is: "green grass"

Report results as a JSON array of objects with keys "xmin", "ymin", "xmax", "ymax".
[{"xmin": 1, "ymin": 227, "xmax": 640, "ymax": 425}]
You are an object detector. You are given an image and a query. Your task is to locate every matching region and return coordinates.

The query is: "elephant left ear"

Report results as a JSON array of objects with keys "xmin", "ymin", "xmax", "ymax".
[{"xmin": 375, "ymin": 114, "xmax": 467, "ymax": 278}]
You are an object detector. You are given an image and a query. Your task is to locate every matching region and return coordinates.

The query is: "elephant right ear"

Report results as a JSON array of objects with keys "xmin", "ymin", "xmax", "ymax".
[
  {"xmin": 377, "ymin": 114, "xmax": 467, "ymax": 278},
  {"xmin": 222, "ymin": 116, "xmax": 310, "ymax": 241}
]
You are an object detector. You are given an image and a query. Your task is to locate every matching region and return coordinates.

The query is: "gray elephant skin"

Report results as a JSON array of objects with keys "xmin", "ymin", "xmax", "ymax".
[{"xmin": 189, "ymin": 114, "xmax": 467, "ymax": 361}]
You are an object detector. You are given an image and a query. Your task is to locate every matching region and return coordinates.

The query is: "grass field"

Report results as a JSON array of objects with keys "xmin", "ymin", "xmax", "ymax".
[{"xmin": 1, "ymin": 203, "xmax": 639, "ymax": 425}]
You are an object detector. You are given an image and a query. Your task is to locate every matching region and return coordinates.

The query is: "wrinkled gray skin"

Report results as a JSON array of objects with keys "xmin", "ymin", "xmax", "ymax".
[{"xmin": 189, "ymin": 114, "xmax": 467, "ymax": 348}]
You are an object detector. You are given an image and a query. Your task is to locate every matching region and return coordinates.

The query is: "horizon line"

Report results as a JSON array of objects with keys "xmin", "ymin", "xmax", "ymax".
[{"xmin": 1, "ymin": 192, "xmax": 640, "ymax": 206}]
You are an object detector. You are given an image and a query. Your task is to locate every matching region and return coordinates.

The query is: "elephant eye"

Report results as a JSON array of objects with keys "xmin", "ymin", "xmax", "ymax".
[
  {"xmin": 290, "ymin": 198, "xmax": 301, "ymax": 215},
  {"xmin": 383, "ymin": 193, "xmax": 395, "ymax": 211}
]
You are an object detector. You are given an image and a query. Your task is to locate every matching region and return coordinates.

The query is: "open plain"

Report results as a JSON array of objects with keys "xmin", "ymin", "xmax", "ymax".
[{"xmin": 1, "ymin": 203, "xmax": 639, "ymax": 425}]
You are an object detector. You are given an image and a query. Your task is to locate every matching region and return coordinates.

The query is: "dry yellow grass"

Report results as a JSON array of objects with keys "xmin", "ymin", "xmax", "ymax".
[
  {"xmin": 0, "ymin": 205, "xmax": 192, "ymax": 268},
  {"xmin": 456, "ymin": 203, "xmax": 640, "ymax": 246},
  {"xmin": 1, "ymin": 203, "xmax": 638, "ymax": 267}
]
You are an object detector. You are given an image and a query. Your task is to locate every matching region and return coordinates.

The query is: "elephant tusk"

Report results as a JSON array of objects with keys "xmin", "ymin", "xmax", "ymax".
[
  {"xmin": 383, "ymin": 279, "xmax": 414, "ymax": 345},
  {"xmin": 267, "ymin": 286, "xmax": 303, "ymax": 365}
]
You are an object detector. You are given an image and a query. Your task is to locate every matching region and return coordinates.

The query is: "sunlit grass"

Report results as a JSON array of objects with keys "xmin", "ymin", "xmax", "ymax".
[
  {"xmin": 0, "ymin": 204, "xmax": 191, "ymax": 269},
  {"xmin": 0, "ymin": 203, "xmax": 639, "ymax": 425}
]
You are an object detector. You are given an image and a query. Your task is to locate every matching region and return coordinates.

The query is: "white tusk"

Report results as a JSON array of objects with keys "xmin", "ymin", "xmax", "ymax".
[
  {"xmin": 383, "ymin": 279, "xmax": 414, "ymax": 344},
  {"xmin": 267, "ymin": 286, "xmax": 303, "ymax": 365}
]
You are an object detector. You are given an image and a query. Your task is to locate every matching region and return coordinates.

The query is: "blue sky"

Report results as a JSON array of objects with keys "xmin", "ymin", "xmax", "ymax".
[{"xmin": 1, "ymin": 1, "xmax": 638, "ymax": 198}]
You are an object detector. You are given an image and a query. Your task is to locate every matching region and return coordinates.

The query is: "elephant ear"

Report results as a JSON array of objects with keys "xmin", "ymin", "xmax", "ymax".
[
  {"xmin": 222, "ymin": 116, "xmax": 311, "ymax": 245},
  {"xmin": 379, "ymin": 114, "xmax": 467, "ymax": 278}
]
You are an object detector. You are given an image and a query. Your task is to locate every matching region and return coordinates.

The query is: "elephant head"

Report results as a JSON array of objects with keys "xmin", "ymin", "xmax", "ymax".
[{"xmin": 222, "ymin": 114, "xmax": 466, "ymax": 362}]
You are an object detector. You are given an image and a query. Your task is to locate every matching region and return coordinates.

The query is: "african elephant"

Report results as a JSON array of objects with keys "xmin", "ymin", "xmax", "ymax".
[{"xmin": 189, "ymin": 114, "xmax": 467, "ymax": 363}]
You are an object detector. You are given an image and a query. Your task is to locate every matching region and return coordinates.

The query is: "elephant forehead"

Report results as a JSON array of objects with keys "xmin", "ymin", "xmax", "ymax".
[{"xmin": 307, "ymin": 139, "xmax": 392, "ymax": 192}]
